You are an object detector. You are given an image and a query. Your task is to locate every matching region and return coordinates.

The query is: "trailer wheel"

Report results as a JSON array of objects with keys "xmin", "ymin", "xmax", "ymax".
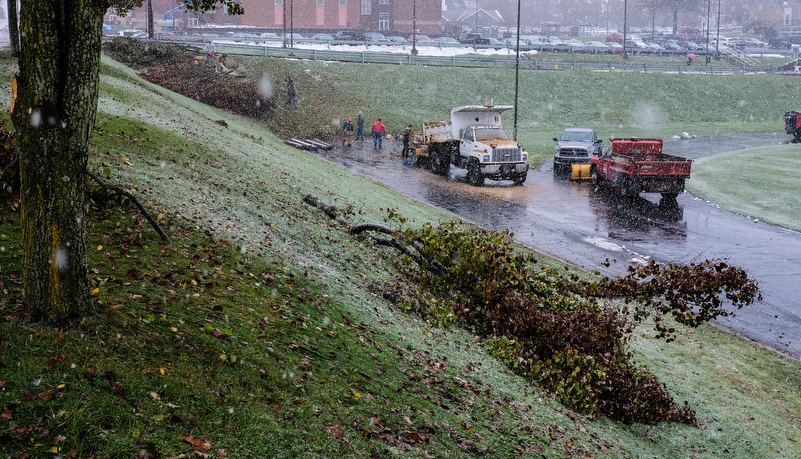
[{"xmin": 466, "ymin": 160, "xmax": 484, "ymax": 187}]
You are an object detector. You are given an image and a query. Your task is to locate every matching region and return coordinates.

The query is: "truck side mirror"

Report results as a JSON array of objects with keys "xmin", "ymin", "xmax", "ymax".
[{"xmin": 553, "ymin": 138, "xmax": 558, "ymax": 142}]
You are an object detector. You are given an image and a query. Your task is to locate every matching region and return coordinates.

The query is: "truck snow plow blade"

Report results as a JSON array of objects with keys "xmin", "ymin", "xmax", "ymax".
[{"xmin": 571, "ymin": 163, "xmax": 591, "ymax": 180}]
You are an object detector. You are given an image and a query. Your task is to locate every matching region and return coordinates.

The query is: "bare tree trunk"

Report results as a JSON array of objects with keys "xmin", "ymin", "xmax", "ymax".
[
  {"xmin": 7, "ymin": 0, "xmax": 19, "ymax": 57},
  {"xmin": 11, "ymin": 0, "xmax": 106, "ymax": 319}
]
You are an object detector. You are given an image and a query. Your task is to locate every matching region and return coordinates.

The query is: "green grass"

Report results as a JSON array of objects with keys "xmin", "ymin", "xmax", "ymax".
[
  {"xmin": 229, "ymin": 54, "xmax": 801, "ymax": 164},
  {"xmin": 1, "ymin": 51, "xmax": 801, "ymax": 458},
  {"xmin": 687, "ymin": 144, "xmax": 801, "ymax": 231}
]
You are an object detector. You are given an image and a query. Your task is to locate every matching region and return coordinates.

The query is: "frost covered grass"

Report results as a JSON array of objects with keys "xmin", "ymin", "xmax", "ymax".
[
  {"xmin": 687, "ymin": 144, "xmax": 801, "ymax": 231},
  {"xmin": 0, "ymin": 52, "xmax": 800, "ymax": 458}
]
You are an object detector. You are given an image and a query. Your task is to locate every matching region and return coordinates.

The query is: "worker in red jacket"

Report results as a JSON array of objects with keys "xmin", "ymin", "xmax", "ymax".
[{"xmin": 371, "ymin": 118, "xmax": 386, "ymax": 149}]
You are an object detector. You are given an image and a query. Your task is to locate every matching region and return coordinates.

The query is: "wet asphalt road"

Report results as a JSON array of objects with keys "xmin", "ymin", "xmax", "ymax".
[{"xmin": 313, "ymin": 133, "xmax": 800, "ymax": 358}]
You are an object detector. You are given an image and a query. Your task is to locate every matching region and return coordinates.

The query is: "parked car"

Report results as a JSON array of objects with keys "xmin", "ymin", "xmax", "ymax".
[
  {"xmin": 334, "ymin": 30, "xmax": 357, "ymax": 41},
  {"xmin": 742, "ymin": 37, "xmax": 767, "ymax": 48},
  {"xmin": 311, "ymin": 33, "xmax": 334, "ymax": 41},
  {"xmin": 553, "ymin": 128, "xmax": 602, "ymax": 172},
  {"xmin": 258, "ymin": 32, "xmax": 281, "ymax": 42},
  {"xmin": 433, "ymin": 37, "xmax": 460, "ymax": 45},
  {"xmin": 119, "ymin": 29, "xmax": 147, "ymax": 38},
  {"xmin": 501, "ymin": 37, "xmax": 530, "ymax": 49},
  {"xmin": 230, "ymin": 32, "xmax": 255, "ymax": 42},
  {"xmin": 387, "ymin": 35, "xmax": 408, "ymax": 44},
  {"xmin": 663, "ymin": 41, "xmax": 686, "ymax": 51},
  {"xmin": 582, "ymin": 41, "xmax": 611, "ymax": 53},
  {"xmin": 283, "ymin": 33, "xmax": 305, "ymax": 42},
  {"xmin": 362, "ymin": 32, "xmax": 390, "ymax": 44},
  {"xmin": 414, "ymin": 34, "xmax": 434, "ymax": 44},
  {"xmin": 678, "ymin": 40, "xmax": 703, "ymax": 51},
  {"xmin": 607, "ymin": 42, "xmax": 624, "ymax": 53},
  {"xmin": 769, "ymin": 37, "xmax": 792, "ymax": 49},
  {"xmin": 645, "ymin": 42, "xmax": 666, "ymax": 51},
  {"xmin": 486, "ymin": 37, "xmax": 505, "ymax": 49}
]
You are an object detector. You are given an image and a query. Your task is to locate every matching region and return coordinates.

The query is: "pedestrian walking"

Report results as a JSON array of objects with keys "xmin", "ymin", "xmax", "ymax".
[
  {"xmin": 356, "ymin": 111, "xmax": 364, "ymax": 141},
  {"xmin": 402, "ymin": 125, "xmax": 413, "ymax": 161},
  {"xmin": 284, "ymin": 76, "xmax": 297, "ymax": 109},
  {"xmin": 371, "ymin": 118, "xmax": 386, "ymax": 149},
  {"xmin": 204, "ymin": 40, "xmax": 216, "ymax": 65},
  {"xmin": 342, "ymin": 117, "xmax": 354, "ymax": 146}
]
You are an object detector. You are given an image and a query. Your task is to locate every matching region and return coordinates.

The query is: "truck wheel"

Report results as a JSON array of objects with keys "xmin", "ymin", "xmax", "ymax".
[
  {"xmin": 466, "ymin": 161, "xmax": 484, "ymax": 187},
  {"xmin": 513, "ymin": 173, "xmax": 527, "ymax": 185},
  {"xmin": 661, "ymin": 193, "xmax": 678, "ymax": 201},
  {"xmin": 590, "ymin": 166, "xmax": 602, "ymax": 187}
]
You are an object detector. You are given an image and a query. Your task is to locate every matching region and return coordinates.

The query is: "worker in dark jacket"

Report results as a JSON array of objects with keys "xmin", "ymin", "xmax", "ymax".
[
  {"xmin": 402, "ymin": 125, "xmax": 413, "ymax": 161},
  {"xmin": 342, "ymin": 117, "xmax": 354, "ymax": 146}
]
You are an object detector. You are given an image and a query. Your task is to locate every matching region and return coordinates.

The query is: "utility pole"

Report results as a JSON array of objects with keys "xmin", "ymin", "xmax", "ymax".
[
  {"xmin": 705, "ymin": 0, "xmax": 711, "ymax": 64},
  {"xmin": 513, "ymin": 0, "xmax": 521, "ymax": 141},
  {"xmin": 623, "ymin": 0, "xmax": 628, "ymax": 59},
  {"xmin": 282, "ymin": 0, "xmax": 287, "ymax": 48},
  {"xmin": 412, "ymin": 0, "xmax": 418, "ymax": 55}
]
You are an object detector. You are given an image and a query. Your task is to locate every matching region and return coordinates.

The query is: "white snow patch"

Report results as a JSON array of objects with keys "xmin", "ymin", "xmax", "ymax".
[{"xmin": 583, "ymin": 236, "xmax": 625, "ymax": 252}]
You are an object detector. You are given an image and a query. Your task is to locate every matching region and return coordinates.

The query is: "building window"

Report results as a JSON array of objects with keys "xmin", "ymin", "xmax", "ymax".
[
  {"xmin": 361, "ymin": 0, "xmax": 370, "ymax": 15},
  {"xmin": 379, "ymin": 12, "xmax": 389, "ymax": 31},
  {"xmin": 317, "ymin": 0, "xmax": 324, "ymax": 5},
  {"xmin": 379, "ymin": 0, "xmax": 388, "ymax": 4},
  {"xmin": 339, "ymin": 0, "xmax": 346, "ymax": 5},
  {"xmin": 275, "ymin": 0, "xmax": 283, "ymax": 4},
  {"xmin": 188, "ymin": 17, "xmax": 198, "ymax": 26}
]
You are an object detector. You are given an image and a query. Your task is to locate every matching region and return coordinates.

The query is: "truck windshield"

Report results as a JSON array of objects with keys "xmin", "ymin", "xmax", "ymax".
[
  {"xmin": 474, "ymin": 127, "xmax": 510, "ymax": 141},
  {"xmin": 561, "ymin": 131, "xmax": 594, "ymax": 142}
]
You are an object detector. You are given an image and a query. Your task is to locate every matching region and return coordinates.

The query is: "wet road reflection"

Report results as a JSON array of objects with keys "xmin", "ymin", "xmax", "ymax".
[{"xmin": 313, "ymin": 133, "xmax": 800, "ymax": 358}]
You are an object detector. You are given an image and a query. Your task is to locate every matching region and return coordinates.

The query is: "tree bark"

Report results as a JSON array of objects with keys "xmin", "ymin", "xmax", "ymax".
[
  {"xmin": 12, "ymin": 0, "xmax": 107, "ymax": 319},
  {"xmin": 7, "ymin": 0, "xmax": 19, "ymax": 57}
]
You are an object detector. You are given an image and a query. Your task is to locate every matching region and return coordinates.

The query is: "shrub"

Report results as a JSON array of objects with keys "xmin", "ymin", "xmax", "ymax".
[{"xmin": 382, "ymin": 214, "xmax": 760, "ymax": 425}]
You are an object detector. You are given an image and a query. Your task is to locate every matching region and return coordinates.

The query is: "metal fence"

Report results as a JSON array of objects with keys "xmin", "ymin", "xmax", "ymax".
[{"xmin": 143, "ymin": 37, "xmax": 793, "ymax": 75}]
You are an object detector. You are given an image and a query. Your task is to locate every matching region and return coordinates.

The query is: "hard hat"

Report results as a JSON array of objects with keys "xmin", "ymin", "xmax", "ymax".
[{"xmin": 348, "ymin": 117, "xmax": 352, "ymax": 121}]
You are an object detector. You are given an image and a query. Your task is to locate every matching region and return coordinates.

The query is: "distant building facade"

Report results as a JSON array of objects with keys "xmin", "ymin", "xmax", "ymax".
[
  {"xmin": 238, "ymin": 0, "xmax": 441, "ymax": 36},
  {"xmin": 120, "ymin": 0, "xmax": 442, "ymax": 36}
]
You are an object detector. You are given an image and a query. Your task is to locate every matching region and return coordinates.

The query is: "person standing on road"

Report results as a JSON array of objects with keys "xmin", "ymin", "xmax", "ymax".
[
  {"xmin": 204, "ymin": 40, "xmax": 216, "ymax": 64},
  {"xmin": 284, "ymin": 76, "xmax": 297, "ymax": 109},
  {"xmin": 372, "ymin": 118, "xmax": 386, "ymax": 149},
  {"xmin": 342, "ymin": 117, "xmax": 354, "ymax": 146},
  {"xmin": 402, "ymin": 125, "xmax": 413, "ymax": 161},
  {"xmin": 356, "ymin": 111, "xmax": 365, "ymax": 141}
]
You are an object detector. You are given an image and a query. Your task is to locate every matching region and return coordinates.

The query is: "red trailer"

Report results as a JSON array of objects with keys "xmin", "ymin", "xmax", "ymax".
[
  {"xmin": 590, "ymin": 138, "xmax": 692, "ymax": 200},
  {"xmin": 785, "ymin": 110, "xmax": 801, "ymax": 142}
]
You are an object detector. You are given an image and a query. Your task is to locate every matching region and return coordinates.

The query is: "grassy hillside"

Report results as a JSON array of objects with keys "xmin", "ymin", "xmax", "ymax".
[{"xmin": 0, "ymin": 52, "xmax": 800, "ymax": 458}]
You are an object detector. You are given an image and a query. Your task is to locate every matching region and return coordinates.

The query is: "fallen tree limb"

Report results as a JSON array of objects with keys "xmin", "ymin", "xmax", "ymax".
[
  {"xmin": 86, "ymin": 170, "xmax": 170, "ymax": 242},
  {"xmin": 302, "ymin": 194, "xmax": 351, "ymax": 226},
  {"xmin": 303, "ymin": 195, "xmax": 444, "ymax": 273}
]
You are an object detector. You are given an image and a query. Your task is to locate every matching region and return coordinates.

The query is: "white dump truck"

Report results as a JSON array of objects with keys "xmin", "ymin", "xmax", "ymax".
[{"xmin": 411, "ymin": 104, "xmax": 529, "ymax": 186}]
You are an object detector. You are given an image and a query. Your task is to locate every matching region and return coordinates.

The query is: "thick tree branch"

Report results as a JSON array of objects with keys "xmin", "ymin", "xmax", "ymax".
[{"xmin": 86, "ymin": 170, "xmax": 170, "ymax": 242}]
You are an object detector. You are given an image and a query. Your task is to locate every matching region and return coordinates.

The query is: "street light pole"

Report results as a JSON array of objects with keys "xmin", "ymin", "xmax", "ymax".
[
  {"xmin": 705, "ymin": 0, "xmax": 711, "ymax": 63},
  {"xmin": 411, "ymin": 0, "xmax": 418, "ymax": 55},
  {"xmin": 715, "ymin": 0, "xmax": 721, "ymax": 58},
  {"xmin": 623, "ymin": 0, "xmax": 628, "ymax": 59},
  {"xmin": 513, "ymin": 0, "xmax": 521, "ymax": 141}
]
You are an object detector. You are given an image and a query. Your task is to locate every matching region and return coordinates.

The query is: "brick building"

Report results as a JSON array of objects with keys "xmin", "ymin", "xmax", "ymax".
[
  {"xmin": 239, "ymin": 0, "xmax": 441, "ymax": 36},
  {"xmin": 120, "ymin": 0, "xmax": 442, "ymax": 36}
]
